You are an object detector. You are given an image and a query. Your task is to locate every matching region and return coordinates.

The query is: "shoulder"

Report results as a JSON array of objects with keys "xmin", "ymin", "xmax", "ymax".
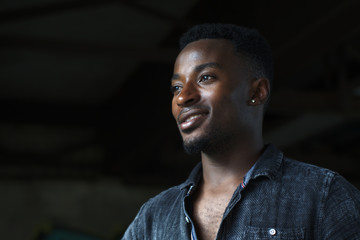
[
  {"xmin": 141, "ymin": 184, "xmax": 184, "ymax": 211},
  {"xmin": 288, "ymin": 160, "xmax": 360, "ymax": 238},
  {"xmin": 281, "ymin": 156, "xmax": 360, "ymax": 205},
  {"xmin": 282, "ymin": 156, "xmax": 335, "ymax": 176},
  {"xmin": 141, "ymin": 162, "xmax": 201, "ymax": 211},
  {"xmin": 278, "ymin": 156, "xmax": 360, "ymax": 202},
  {"xmin": 281, "ymin": 157, "xmax": 336, "ymax": 185},
  {"xmin": 123, "ymin": 162, "xmax": 202, "ymax": 239},
  {"xmin": 121, "ymin": 184, "xmax": 185, "ymax": 239},
  {"xmin": 262, "ymin": 153, "xmax": 360, "ymax": 238},
  {"xmin": 130, "ymin": 181, "xmax": 190, "ymax": 225}
]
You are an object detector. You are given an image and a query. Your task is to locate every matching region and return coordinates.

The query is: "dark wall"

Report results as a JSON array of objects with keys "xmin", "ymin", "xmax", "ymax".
[{"xmin": 1, "ymin": 0, "xmax": 360, "ymax": 239}]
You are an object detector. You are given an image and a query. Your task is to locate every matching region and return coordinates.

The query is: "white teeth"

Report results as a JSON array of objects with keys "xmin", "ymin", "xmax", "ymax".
[{"xmin": 185, "ymin": 114, "xmax": 202, "ymax": 122}]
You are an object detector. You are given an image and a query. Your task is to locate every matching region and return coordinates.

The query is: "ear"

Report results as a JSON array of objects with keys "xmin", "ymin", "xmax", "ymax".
[{"xmin": 248, "ymin": 77, "xmax": 270, "ymax": 105}]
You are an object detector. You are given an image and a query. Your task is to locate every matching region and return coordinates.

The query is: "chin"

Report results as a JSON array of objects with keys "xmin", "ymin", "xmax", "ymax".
[
  {"xmin": 182, "ymin": 133, "xmax": 209, "ymax": 155},
  {"xmin": 182, "ymin": 124, "xmax": 232, "ymax": 155},
  {"xmin": 183, "ymin": 140, "xmax": 203, "ymax": 154}
]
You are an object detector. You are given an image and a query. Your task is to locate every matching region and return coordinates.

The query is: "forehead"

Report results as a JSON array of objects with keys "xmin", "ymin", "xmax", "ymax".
[{"xmin": 174, "ymin": 39, "xmax": 239, "ymax": 71}]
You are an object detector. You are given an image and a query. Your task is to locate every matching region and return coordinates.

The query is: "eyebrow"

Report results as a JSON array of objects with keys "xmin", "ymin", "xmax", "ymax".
[
  {"xmin": 171, "ymin": 62, "xmax": 221, "ymax": 81},
  {"xmin": 172, "ymin": 73, "xmax": 180, "ymax": 81},
  {"xmin": 194, "ymin": 62, "xmax": 221, "ymax": 72}
]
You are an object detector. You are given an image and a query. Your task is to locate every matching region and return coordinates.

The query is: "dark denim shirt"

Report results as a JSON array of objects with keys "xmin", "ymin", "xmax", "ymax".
[{"xmin": 122, "ymin": 145, "xmax": 360, "ymax": 239}]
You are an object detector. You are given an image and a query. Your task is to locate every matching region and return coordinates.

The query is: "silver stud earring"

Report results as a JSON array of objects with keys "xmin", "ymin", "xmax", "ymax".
[{"xmin": 251, "ymin": 99, "xmax": 256, "ymax": 103}]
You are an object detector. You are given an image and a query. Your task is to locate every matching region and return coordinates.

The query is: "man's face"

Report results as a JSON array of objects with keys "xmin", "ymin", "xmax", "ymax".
[{"xmin": 171, "ymin": 39, "xmax": 254, "ymax": 154}]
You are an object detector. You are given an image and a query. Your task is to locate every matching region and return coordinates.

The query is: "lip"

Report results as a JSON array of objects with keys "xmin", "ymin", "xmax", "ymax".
[{"xmin": 177, "ymin": 108, "xmax": 209, "ymax": 132}]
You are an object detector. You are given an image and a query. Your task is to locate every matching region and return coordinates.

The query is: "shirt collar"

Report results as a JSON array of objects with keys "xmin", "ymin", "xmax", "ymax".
[
  {"xmin": 180, "ymin": 144, "xmax": 283, "ymax": 190},
  {"xmin": 180, "ymin": 162, "xmax": 202, "ymax": 190},
  {"xmin": 243, "ymin": 144, "xmax": 283, "ymax": 185}
]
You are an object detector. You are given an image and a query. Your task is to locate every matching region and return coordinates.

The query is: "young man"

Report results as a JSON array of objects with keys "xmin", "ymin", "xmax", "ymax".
[{"xmin": 122, "ymin": 24, "xmax": 360, "ymax": 239}]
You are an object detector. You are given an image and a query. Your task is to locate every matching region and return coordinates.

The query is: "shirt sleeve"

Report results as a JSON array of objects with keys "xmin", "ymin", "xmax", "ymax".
[
  {"xmin": 320, "ymin": 173, "xmax": 360, "ymax": 239},
  {"xmin": 121, "ymin": 203, "xmax": 147, "ymax": 240}
]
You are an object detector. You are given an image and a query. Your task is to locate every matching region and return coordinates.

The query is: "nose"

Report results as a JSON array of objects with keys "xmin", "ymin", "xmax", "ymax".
[{"xmin": 176, "ymin": 82, "xmax": 200, "ymax": 107}]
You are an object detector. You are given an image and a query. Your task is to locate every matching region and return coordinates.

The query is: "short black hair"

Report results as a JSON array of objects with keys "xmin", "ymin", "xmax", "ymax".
[{"xmin": 179, "ymin": 23, "xmax": 273, "ymax": 89}]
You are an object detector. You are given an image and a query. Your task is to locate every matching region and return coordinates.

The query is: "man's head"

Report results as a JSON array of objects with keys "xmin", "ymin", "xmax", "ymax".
[
  {"xmin": 171, "ymin": 24, "xmax": 272, "ymax": 154},
  {"xmin": 179, "ymin": 23, "xmax": 273, "ymax": 89}
]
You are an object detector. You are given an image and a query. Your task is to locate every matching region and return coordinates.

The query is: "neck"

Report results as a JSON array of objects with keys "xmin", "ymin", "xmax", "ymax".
[{"xmin": 200, "ymin": 136, "xmax": 264, "ymax": 189}]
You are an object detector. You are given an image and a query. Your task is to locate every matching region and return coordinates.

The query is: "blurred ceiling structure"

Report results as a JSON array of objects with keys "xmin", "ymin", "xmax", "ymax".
[{"xmin": 1, "ymin": 0, "xmax": 360, "ymax": 186}]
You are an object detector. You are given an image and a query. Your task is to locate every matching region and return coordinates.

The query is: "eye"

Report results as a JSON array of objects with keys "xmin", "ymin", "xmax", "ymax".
[
  {"xmin": 199, "ymin": 74, "xmax": 215, "ymax": 83},
  {"xmin": 170, "ymin": 85, "xmax": 182, "ymax": 95}
]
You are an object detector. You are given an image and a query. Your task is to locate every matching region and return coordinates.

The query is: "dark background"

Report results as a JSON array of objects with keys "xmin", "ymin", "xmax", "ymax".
[{"xmin": 1, "ymin": 0, "xmax": 360, "ymax": 239}]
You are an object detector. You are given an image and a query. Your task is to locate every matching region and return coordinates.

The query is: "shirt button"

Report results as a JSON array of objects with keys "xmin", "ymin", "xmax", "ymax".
[
  {"xmin": 185, "ymin": 216, "xmax": 190, "ymax": 223},
  {"xmin": 269, "ymin": 228, "xmax": 277, "ymax": 236}
]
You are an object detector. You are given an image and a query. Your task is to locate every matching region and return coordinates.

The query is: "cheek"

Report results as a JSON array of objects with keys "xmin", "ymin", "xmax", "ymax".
[
  {"xmin": 171, "ymin": 99, "xmax": 178, "ymax": 119},
  {"xmin": 211, "ymin": 89, "xmax": 248, "ymax": 120},
  {"xmin": 230, "ymin": 83, "xmax": 249, "ymax": 108}
]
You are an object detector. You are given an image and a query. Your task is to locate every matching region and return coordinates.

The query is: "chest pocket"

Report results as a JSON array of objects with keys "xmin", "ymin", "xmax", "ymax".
[{"xmin": 243, "ymin": 226, "xmax": 305, "ymax": 240}]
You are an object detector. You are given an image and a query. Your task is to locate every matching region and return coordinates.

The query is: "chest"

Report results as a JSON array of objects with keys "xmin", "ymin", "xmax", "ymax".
[
  {"xmin": 185, "ymin": 178, "xmax": 319, "ymax": 240},
  {"xmin": 192, "ymin": 192, "xmax": 234, "ymax": 240}
]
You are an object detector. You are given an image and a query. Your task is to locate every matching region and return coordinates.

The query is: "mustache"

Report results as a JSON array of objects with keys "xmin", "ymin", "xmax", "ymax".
[{"xmin": 176, "ymin": 105, "xmax": 209, "ymax": 122}]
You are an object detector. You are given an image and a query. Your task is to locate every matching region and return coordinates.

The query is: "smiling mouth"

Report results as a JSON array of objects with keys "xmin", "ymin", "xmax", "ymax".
[{"xmin": 179, "ymin": 113, "xmax": 208, "ymax": 132}]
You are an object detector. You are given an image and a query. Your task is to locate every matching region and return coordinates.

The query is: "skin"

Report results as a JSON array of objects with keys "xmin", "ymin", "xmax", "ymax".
[{"xmin": 171, "ymin": 39, "xmax": 270, "ymax": 240}]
